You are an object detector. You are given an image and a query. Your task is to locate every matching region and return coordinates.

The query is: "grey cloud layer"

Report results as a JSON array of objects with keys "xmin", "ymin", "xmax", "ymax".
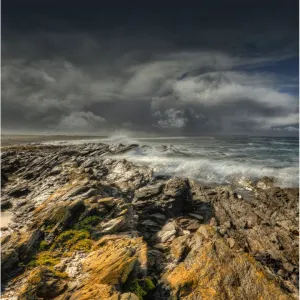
[{"xmin": 2, "ymin": 31, "xmax": 298, "ymax": 135}]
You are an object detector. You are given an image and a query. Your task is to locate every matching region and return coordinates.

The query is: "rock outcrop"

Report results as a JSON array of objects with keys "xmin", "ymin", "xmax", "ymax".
[{"xmin": 1, "ymin": 143, "xmax": 298, "ymax": 299}]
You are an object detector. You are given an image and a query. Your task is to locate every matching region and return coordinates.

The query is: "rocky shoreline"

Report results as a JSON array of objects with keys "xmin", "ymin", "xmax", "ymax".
[{"xmin": 1, "ymin": 142, "xmax": 299, "ymax": 299}]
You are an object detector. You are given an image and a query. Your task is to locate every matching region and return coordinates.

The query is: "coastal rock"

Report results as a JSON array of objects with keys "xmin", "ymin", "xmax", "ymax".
[
  {"xmin": 170, "ymin": 235, "xmax": 189, "ymax": 261},
  {"xmin": 48, "ymin": 166, "xmax": 62, "ymax": 176},
  {"xmin": 256, "ymin": 176, "xmax": 276, "ymax": 190},
  {"xmin": 0, "ymin": 142, "xmax": 298, "ymax": 299},
  {"xmin": 65, "ymin": 235, "xmax": 147, "ymax": 299},
  {"xmin": 212, "ymin": 185, "xmax": 299, "ymax": 293},
  {"xmin": 1, "ymin": 200, "xmax": 12, "ymax": 210},
  {"xmin": 163, "ymin": 225, "xmax": 296, "ymax": 300},
  {"xmin": 1, "ymin": 229, "xmax": 42, "ymax": 281},
  {"xmin": 18, "ymin": 268, "xmax": 68, "ymax": 299},
  {"xmin": 163, "ymin": 177, "xmax": 187, "ymax": 198},
  {"xmin": 157, "ymin": 222, "xmax": 177, "ymax": 243},
  {"xmin": 100, "ymin": 216, "xmax": 128, "ymax": 233},
  {"xmin": 1, "ymin": 171, "xmax": 8, "ymax": 187},
  {"xmin": 135, "ymin": 183, "xmax": 165, "ymax": 200},
  {"xmin": 8, "ymin": 183, "xmax": 30, "ymax": 198}
]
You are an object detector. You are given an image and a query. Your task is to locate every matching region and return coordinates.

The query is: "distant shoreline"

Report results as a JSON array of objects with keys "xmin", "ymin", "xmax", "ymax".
[{"xmin": 1, "ymin": 134, "xmax": 108, "ymax": 146}]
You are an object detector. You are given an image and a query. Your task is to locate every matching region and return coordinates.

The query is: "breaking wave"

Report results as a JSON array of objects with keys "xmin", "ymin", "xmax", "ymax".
[
  {"xmin": 115, "ymin": 152, "xmax": 298, "ymax": 187},
  {"xmin": 43, "ymin": 135, "xmax": 298, "ymax": 188},
  {"xmin": 111, "ymin": 139, "xmax": 298, "ymax": 187}
]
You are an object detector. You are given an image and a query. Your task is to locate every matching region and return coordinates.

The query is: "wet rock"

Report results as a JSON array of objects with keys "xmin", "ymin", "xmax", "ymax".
[
  {"xmin": 105, "ymin": 159, "xmax": 153, "ymax": 193},
  {"xmin": 256, "ymin": 176, "xmax": 276, "ymax": 190}
]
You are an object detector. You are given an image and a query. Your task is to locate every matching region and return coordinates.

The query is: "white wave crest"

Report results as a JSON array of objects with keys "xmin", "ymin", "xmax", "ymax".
[{"xmin": 112, "ymin": 150, "xmax": 298, "ymax": 187}]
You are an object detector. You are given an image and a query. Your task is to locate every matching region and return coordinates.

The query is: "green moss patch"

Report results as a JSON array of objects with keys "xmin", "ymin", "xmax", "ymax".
[
  {"xmin": 39, "ymin": 240, "xmax": 49, "ymax": 251},
  {"xmin": 51, "ymin": 229, "xmax": 90, "ymax": 250},
  {"xmin": 129, "ymin": 279, "xmax": 147, "ymax": 299},
  {"xmin": 71, "ymin": 239, "xmax": 94, "ymax": 251},
  {"xmin": 28, "ymin": 251, "xmax": 61, "ymax": 268},
  {"xmin": 74, "ymin": 216, "xmax": 102, "ymax": 232},
  {"xmin": 144, "ymin": 277, "xmax": 155, "ymax": 290},
  {"xmin": 127, "ymin": 277, "xmax": 156, "ymax": 300}
]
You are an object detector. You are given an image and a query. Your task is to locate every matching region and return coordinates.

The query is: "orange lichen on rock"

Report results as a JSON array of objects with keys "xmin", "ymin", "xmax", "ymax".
[
  {"xmin": 33, "ymin": 182, "xmax": 77, "ymax": 215},
  {"xmin": 68, "ymin": 284, "xmax": 120, "ymax": 300},
  {"xmin": 69, "ymin": 235, "xmax": 147, "ymax": 299},
  {"xmin": 18, "ymin": 267, "xmax": 68, "ymax": 300},
  {"xmin": 164, "ymin": 225, "xmax": 295, "ymax": 300}
]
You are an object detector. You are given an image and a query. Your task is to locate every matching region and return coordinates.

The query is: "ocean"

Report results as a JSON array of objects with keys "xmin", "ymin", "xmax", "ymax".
[
  {"xmin": 106, "ymin": 136, "xmax": 299, "ymax": 188},
  {"xmin": 45, "ymin": 135, "xmax": 299, "ymax": 188}
]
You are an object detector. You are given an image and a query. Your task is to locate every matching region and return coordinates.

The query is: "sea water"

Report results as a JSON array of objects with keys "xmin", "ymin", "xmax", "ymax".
[
  {"xmin": 44, "ymin": 135, "xmax": 299, "ymax": 188},
  {"xmin": 110, "ymin": 136, "xmax": 299, "ymax": 188}
]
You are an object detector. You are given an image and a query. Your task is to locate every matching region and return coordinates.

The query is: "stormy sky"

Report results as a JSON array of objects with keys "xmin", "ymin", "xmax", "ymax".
[{"xmin": 2, "ymin": 1, "xmax": 299, "ymax": 136}]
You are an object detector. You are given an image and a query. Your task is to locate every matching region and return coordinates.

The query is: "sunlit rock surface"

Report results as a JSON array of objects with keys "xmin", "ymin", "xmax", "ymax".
[{"xmin": 1, "ymin": 143, "xmax": 298, "ymax": 299}]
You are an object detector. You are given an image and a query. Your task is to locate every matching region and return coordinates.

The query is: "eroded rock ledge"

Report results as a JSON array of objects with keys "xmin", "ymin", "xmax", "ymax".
[{"xmin": 1, "ymin": 143, "xmax": 299, "ymax": 299}]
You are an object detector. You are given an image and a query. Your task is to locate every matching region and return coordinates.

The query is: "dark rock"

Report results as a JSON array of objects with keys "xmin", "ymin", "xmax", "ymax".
[
  {"xmin": 135, "ymin": 183, "xmax": 164, "ymax": 200},
  {"xmin": 163, "ymin": 177, "xmax": 187, "ymax": 197},
  {"xmin": 1, "ymin": 171, "xmax": 8, "ymax": 186},
  {"xmin": 8, "ymin": 184, "xmax": 30, "ymax": 198},
  {"xmin": 1, "ymin": 229, "xmax": 42, "ymax": 281},
  {"xmin": 1, "ymin": 200, "xmax": 12, "ymax": 210}
]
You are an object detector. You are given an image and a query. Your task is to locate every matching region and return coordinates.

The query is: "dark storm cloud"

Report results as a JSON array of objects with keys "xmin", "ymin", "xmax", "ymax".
[{"xmin": 2, "ymin": 0, "xmax": 299, "ymax": 135}]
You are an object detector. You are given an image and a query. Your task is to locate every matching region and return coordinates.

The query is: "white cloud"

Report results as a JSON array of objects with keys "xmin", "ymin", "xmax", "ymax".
[
  {"xmin": 169, "ymin": 71, "xmax": 297, "ymax": 110},
  {"xmin": 58, "ymin": 111, "xmax": 106, "ymax": 131},
  {"xmin": 273, "ymin": 126, "xmax": 299, "ymax": 132},
  {"xmin": 284, "ymin": 126, "xmax": 299, "ymax": 132},
  {"xmin": 155, "ymin": 108, "xmax": 188, "ymax": 129},
  {"xmin": 253, "ymin": 113, "xmax": 299, "ymax": 129},
  {"xmin": 2, "ymin": 45, "xmax": 298, "ymax": 134}
]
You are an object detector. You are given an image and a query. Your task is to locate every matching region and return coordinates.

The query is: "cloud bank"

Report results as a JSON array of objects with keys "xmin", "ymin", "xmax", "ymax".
[{"xmin": 2, "ymin": 1, "xmax": 298, "ymax": 136}]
